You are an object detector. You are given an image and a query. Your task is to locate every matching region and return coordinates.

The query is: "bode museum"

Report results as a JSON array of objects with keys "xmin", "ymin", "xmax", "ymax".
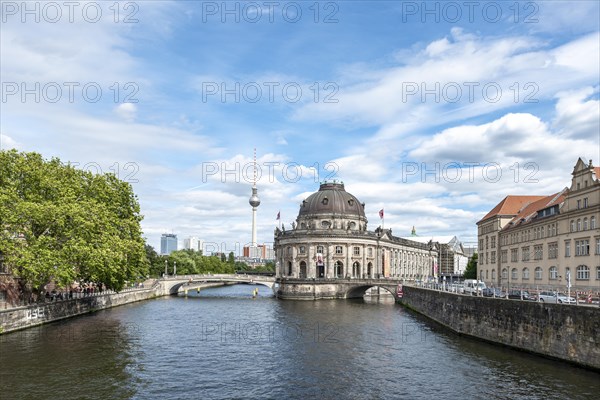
[{"xmin": 273, "ymin": 181, "xmax": 438, "ymax": 298}]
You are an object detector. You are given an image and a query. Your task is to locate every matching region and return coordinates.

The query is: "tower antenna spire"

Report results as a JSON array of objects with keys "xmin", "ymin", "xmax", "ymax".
[
  {"xmin": 249, "ymin": 148, "xmax": 261, "ymax": 248},
  {"xmin": 253, "ymin": 147, "xmax": 257, "ymax": 187}
]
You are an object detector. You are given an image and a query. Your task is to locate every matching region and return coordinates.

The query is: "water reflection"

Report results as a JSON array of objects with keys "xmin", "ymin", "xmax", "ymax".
[{"xmin": 1, "ymin": 313, "xmax": 139, "ymax": 399}]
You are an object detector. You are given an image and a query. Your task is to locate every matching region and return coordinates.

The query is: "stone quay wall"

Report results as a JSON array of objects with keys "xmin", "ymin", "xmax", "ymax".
[
  {"xmin": 400, "ymin": 286, "xmax": 600, "ymax": 371},
  {"xmin": 0, "ymin": 285, "xmax": 163, "ymax": 334}
]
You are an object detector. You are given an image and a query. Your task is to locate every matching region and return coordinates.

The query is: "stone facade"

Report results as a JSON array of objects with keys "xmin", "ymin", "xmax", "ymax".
[
  {"xmin": 274, "ymin": 182, "xmax": 438, "ymax": 284},
  {"xmin": 477, "ymin": 158, "xmax": 600, "ymax": 292}
]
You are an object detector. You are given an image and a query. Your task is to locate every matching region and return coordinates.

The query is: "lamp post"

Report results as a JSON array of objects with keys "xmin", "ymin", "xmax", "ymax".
[
  {"xmin": 174, "ymin": 261, "xmax": 177, "ymax": 276},
  {"xmin": 164, "ymin": 260, "xmax": 168, "ymax": 277}
]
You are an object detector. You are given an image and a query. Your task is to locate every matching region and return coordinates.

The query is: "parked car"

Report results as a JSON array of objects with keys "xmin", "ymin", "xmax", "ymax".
[
  {"xmin": 538, "ymin": 291, "xmax": 559, "ymax": 303},
  {"xmin": 463, "ymin": 279, "xmax": 487, "ymax": 295},
  {"xmin": 538, "ymin": 291, "xmax": 576, "ymax": 304},
  {"xmin": 482, "ymin": 288, "xmax": 505, "ymax": 298},
  {"xmin": 507, "ymin": 290, "xmax": 535, "ymax": 301},
  {"xmin": 555, "ymin": 293, "xmax": 576, "ymax": 304}
]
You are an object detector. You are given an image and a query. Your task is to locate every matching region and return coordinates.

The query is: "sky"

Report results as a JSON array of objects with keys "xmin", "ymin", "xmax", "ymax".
[{"xmin": 1, "ymin": 0, "xmax": 599, "ymax": 254}]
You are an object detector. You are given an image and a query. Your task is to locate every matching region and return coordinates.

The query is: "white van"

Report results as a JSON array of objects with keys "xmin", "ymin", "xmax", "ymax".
[{"xmin": 463, "ymin": 279, "xmax": 486, "ymax": 295}]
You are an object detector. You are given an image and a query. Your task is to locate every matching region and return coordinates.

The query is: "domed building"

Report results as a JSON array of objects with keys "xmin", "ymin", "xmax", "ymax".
[{"xmin": 274, "ymin": 181, "xmax": 438, "ymax": 299}]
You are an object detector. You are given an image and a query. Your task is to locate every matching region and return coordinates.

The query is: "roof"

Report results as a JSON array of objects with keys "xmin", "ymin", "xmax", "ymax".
[
  {"xmin": 478, "ymin": 195, "xmax": 547, "ymax": 224},
  {"xmin": 502, "ymin": 191, "xmax": 566, "ymax": 230},
  {"xmin": 594, "ymin": 167, "xmax": 600, "ymax": 179},
  {"xmin": 297, "ymin": 182, "xmax": 366, "ymax": 220}
]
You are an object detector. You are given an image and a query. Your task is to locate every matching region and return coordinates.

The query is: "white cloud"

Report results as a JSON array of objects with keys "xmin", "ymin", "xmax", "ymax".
[
  {"xmin": 0, "ymin": 133, "xmax": 21, "ymax": 150},
  {"xmin": 114, "ymin": 103, "xmax": 137, "ymax": 122}
]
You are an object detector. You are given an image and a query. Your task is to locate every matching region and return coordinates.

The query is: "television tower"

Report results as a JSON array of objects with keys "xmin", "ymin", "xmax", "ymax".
[{"xmin": 249, "ymin": 148, "xmax": 260, "ymax": 247}]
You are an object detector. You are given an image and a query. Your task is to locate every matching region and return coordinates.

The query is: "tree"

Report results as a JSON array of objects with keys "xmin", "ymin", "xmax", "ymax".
[
  {"xmin": 227, "ymin": 251, "xmax": 235, "ymax": 265},
  {"xmin": 463, "ymin": 253, "xmax": 478, "ymax": 280},
  {"xmin": 0, "ymin": 150, "xmax": 148, "ymax": 292}
]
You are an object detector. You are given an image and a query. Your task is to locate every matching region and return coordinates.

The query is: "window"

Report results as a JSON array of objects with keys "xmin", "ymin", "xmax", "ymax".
[
  {"xmin": 522, "ymin": 268, "xmax": 529, "ymax": 280},
  {"xmin": 492, "ymin": 269, "xmax": 496, "ymax": 280},
  {"xmin": 521, "ymin": 246, "xmax": 530, "ymax": 261},
  {"xmin": 368, "ymin": 248, "xmax": 373, "ymax": 257},
  {"xmin": 565, "ymin": 241, "xmax": 571, "ymax": 257},
  {"xmin": 584, "ymin": 198, "xmax": 588, "ymax": 208},
  {"xmin": 491, "ymin": 237, "xmax": 496, "ymax": 249},
  {"xmin": 597, "ymin": 266, "xmax": 600, "ymax": 280},
  {"xmin": 535, "ymin": 267, "xmax": 542, "ymax": 280},
  {"xmin": 534, "ymin": 245, "xmax": 543, "ymax": 260},
  {"xmin": 549, "ymin": 266, "xmax": 558, "ymax": 280},
  {"xmin": 299, "ymin": 246, "xmax": 306, "ymax": 254},
  {"xmin": 317, "ymin": 245, "xmax": 324, "ymax": 254},
  {"xmin": 548, "ymin": 242, "xmax": 558, "ymax": 259},
  {"xmin": 353, "ymin": 247, "xmax": 360, "ymax": 256},
  {"xmin": 501, "ymin": 250, "xmax": 508, "ymax": 263},
  {"xmin": 335, "ymin": 246, "xmax": 343, "ymax": 254},
  {"xmin": 584, "ymin": 218, "xmax": 588, "ymax": 230},
  {"xmin": 321, "ymin": 220, "xmax": 330, "ymax": 228},
  {"xmin": 577, "ymin": 219, "xmax": 581, "ymax": 231},
  {"xmin": 570, "ymin": 220, "xmax": 575, "ymax": 232},
  {"xmin": 575, "ymin": 239, "xmax": 590, "ymax": 256},
  {"xmin": 511, "ymin": 268, "xmax": 517, "ymax": 280},
  {"xmin": 511, "ymin": 248, "xmax": 518, "ymax": 262},
  {"xmin": 576, "ymin": 265, "xmax": 590, "ymax": 280},
  {"xmin": 491, "ymin": 251, "xmax": 496, "ymax": 263},
  {"xmin": 502, "ymin": 268, "xmax": 508, "ymax": 279},
  {"xmin": 591, "ymin": 216, "xmax": 596, "ymax": 229},
  {"xmin": 596, "ymin": 238, "xmax": 600, "ymax": 255}
]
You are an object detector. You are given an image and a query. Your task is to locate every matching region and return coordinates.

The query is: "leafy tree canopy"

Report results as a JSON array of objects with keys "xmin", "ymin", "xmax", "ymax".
[
  {"xmin": 0, "ymin": 150, "xmax": 148, "ymax": 291},
  {"xmin": 463, "ymin": 253, "xmax": 478, "ymax": 280}
]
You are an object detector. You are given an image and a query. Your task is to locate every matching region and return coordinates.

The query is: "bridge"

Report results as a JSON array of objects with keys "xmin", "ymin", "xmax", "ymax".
[
  {"xmin": 275, "ymin": 277, "xmax": 403, "ymax": 301},
  {"xmin": 159, "ymin": 274, "xmax": 277, "ymax": 295}
]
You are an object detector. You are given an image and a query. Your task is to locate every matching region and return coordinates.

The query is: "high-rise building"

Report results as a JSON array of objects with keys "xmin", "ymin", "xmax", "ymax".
[
  {"xmin": 183, "ymin": 236, "xmax": 203, "ymax": 252},
  {"xmin": 160, "ymin": 233, "xmax": 178, "ymax": 255}
]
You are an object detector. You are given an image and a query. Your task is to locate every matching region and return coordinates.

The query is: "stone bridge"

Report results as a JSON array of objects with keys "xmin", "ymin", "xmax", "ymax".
[
  {"xmin": 275, "ymin": 278, "xmax": 403, "ymax": 300},
  {"xmin": 159, "ymin": 274, "xmax": 277, "ymax": 295}
]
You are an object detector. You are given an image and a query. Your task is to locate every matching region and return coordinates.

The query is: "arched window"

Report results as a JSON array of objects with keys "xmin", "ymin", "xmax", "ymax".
[
  {"xmin": 299, "ymin": 261, "xmax": 307, "ymax": 278},
  {"xmin": 591, "ymin": 216, "xmax": 596, "ymax": 229},
  {"xmin": 502, "ymin": 268, "xmax": 508, "ymax": 279},
  {"xmin": 583, "ymin": 218, "xmax": 588, "ymax": 230},
  {"xmin": 522, "ymin": 268, "xmax": 529, "ymax": 280},
  {"xmin": 352, "ymin": 261, "xmax": 360, "ymax": 278},
  {"xmin": 511, "ymin": 268, "xmax": 517, "ymax": 280},
  {"xmin": 287, "ymin": 262, "xmax": 292, "ymax": 276},
  {"xmin": 549, "ymin": 266, "xmax": 558, "ymax": 280},
  {"xmin": 535, "ymin": 267, "xmax": 542, "ymax": 280},
  {"xmin": 577, "ymin": 219, "xmax": 581, "ymax": 231},
  {"xmin": 335, "ymin": 261, "xmax": 343, "ymax": 278},
  {"xmin": 570, "ymin": 220, "xmax": 575, "ymax": 232},
  {"xmin": 576, "ymin": 265, "xmax": 590, "ymax": 280},
  {"xmin": 491, "ymin": 269, "xmax": 496, "ymax": 280}
]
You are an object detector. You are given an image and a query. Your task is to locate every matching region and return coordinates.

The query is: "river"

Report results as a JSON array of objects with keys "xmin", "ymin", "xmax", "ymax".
[{"xmin": 1, "ymin": 284, "xmax": 598, "ymax": 399}]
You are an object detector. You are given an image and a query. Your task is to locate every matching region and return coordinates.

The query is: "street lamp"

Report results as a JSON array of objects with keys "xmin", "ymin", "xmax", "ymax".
[
  {"xmin": 174, "ymin": 261, "xmax": 177, "ymax": 276},
  {"xmin": 164, "ymin": 260, "xmax": 167, "ymax": 277}
]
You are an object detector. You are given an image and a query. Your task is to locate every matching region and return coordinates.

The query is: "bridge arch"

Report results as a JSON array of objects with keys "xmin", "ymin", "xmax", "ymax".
[
  {"xmin": 346, "ymin": 285, "xmax": 398, "ymax": 300},
  {"xmin": 163, "ymin": 276, "xmax": 276, "ymax": 295}
]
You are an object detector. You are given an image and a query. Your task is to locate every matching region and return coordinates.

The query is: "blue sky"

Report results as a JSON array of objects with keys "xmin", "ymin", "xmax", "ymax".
[{"xmin": 1, "ymin": 1, "xmax": 599, "ymax": 253}]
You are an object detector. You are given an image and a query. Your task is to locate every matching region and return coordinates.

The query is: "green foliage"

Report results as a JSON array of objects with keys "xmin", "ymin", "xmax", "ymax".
[
  {"xmin": 154, "ymin": 249, "xmax": 236, "ymax": 275},
  {"xmin": 463, "ymin": 253, "xmax": 478, "ymax": 280},
  {"xmin": 227, "ymin": 251, "xmax": 235, "ymax": 265},
  {"xmin": 0, "ymin": 150, "xmax": 148, "ymax": 291}
]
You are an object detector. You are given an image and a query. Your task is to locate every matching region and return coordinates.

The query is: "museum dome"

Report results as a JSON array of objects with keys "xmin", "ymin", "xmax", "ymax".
[{"xmin": 298, "ymin": 182, "xmax": 366, "ymax": 220}]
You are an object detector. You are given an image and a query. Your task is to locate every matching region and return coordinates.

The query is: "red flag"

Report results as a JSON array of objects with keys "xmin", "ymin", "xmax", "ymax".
[
  {"xmin": 276, "ymin": 211, "xmax": 280, "ymax": 220},
  {"xmin": 379, "ymin": 209, "xmax": 384, "ymax": 219}
]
